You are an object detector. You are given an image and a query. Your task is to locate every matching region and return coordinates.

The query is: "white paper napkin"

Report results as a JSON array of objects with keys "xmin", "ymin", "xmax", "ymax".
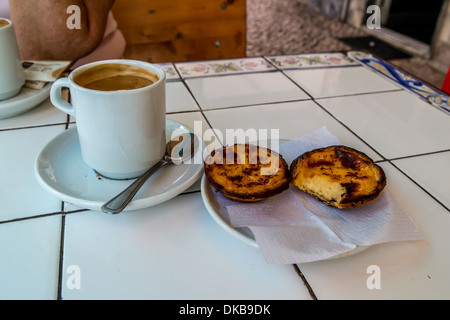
[{"xmin": 213, "ymin": 127, "xmax": 424, "ymax": 264}]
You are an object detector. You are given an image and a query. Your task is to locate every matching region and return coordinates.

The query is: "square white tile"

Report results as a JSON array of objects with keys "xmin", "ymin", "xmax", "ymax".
[
  {"xmin": 203, "ymin": 100, "xmax": 383, "ymax": 162},
  {"xmin": 0, "ymin": 215, "xmax": 61, "ymax": 299},
  {"xmin": 0, "ymin": 125, "xmax": 65, "ymax": 221},
  {"xmin": 61, "ymin": 193, "xmax": 312, "ymax": 299},
  {"xmin": 284, "ymin": 66, "xmax": 401, "ymax": 98},
  {"xmin": 317, "ymin": 91, "xmax": 450, "ymax": 159},
  {"xmin": 393, "ymin": 151, "xmax": 450, "ymax": 209},
  {"xmin": 297, "ymin": 162, "xmax": 450, "ymax": 299},
  {"xmin": 186, "ymin": 72, "xmax": 310, "ymax": 110},
  {"xmin": 166, "ymin": 82, "xmax": 199, "ymax": 113}
]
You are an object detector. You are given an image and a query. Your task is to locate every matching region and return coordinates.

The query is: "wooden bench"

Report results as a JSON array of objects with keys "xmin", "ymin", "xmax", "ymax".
[{"xmin": 112, "ymin": 0, "xmax": 246, "ymax": 63}]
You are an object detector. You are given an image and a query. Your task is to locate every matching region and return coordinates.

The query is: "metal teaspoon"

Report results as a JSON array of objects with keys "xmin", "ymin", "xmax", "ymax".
[{"xmin": 101, "ymin": 132, "xmax": 197, "ymax": 214}]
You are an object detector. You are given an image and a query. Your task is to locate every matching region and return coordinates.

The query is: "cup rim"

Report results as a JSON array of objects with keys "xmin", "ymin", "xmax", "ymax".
[
  {"xmin": 0, "ymin": 18, "xmax": 12, "ymax": 29},
  {"xmin": 68, "ymin": 59, "xmax": 166, "ymax": 94}
]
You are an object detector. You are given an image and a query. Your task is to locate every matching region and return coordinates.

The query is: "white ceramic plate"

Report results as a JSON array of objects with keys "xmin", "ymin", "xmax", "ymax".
[
  {"xmin": 35, "ymin": 119, "xmax": 204, "ymax": 212},
  {"xmin": 201, "ymin": 168, "xmax": 368, "ymax": 259},
  {"xmin": 0, "ymin": 83, "xmax": 51, "ymax": 119},
  {"xmin": 201, "ymin": 175, "xmax": 258, "ymax": 248}
]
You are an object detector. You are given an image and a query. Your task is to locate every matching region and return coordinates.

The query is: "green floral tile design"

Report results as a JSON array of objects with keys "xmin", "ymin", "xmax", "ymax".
[
  {"xmin": 156, "ymin": 63, "xmax": 180, "ymax": 81},
  {"xmin": 268, "ymin": 52, "xmax": 358, "ymax": 69},
  {"xmin": 175, "ymin": 58, "xmax": 276, "ymax": 78}
]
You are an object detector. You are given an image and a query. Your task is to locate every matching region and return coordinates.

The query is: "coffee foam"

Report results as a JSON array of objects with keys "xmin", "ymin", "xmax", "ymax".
[
  {"xmin": 74, "ymin": 63, "xmax": 159, "ymax": 89},
  {"xmin": 0, "ymin": 19, "xmax": 10, "ymax": 28}
]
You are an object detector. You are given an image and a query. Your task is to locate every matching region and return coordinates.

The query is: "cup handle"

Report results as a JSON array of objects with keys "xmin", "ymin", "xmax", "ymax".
[{"xmin": 50, "ymin": 77, "xmax": 74, "ymax": 117}]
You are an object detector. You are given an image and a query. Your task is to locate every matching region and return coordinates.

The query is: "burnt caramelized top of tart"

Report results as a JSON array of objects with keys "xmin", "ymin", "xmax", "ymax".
[
  {"xmin": 290, "ymin": 145, "xmax": 386, "ymax": 209},
  {"xmin": 204, "ymin": 144, "xmax": 290, "ymax": 202}
]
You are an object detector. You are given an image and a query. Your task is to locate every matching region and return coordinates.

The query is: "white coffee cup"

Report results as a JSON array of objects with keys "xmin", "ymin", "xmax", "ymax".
[
  {"xmin": 0, "ymin": 18, "xmax": 25, "ymax": 100},
  {"xmin": 50, "ymin": 59, "xmax": 166, "ymax": 180}
]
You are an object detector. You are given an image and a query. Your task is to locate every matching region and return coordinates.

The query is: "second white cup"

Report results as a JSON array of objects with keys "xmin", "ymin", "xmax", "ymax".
[{"xmin": 0, "ymin": 18, "xmax": 25, "ymax": 100}]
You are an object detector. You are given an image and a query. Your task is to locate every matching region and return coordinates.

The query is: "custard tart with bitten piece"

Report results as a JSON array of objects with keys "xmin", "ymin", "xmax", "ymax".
[
  {"xmin": 290, "ymin": 145, "xmax": 386, "ymax": 209},
  {"xmin": 204, "ymin": 144, "xmax": 290, "ymax": 202}
]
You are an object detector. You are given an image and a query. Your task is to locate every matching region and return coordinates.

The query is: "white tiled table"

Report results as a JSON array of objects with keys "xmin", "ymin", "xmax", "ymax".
[{"xmin": 1, "ymin": 52, "xmax": 449, "ymax": 300}]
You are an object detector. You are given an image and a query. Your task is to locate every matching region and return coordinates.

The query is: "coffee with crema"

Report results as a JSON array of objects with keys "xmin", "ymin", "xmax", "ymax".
[
  {"xmin": 74, "ymin": 63, "xmax": 159, "ymax": 91},
  {"xmin": 0, "ymin": 19, "xmax": 9, "ymax": 28}
]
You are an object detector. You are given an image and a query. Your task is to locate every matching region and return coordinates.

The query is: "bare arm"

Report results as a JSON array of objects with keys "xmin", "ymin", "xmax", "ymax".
[{"xmin": 9, "ymin": 0, "xmax": 115, "ymax": 61}]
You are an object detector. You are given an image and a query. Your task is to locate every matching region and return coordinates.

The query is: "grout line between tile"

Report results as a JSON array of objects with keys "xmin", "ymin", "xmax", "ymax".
[
  {"xmin": 0, "ymin": 211, "xmax": 63, "ymax": 225},
  {"xmin": 199, "ymin": 98, "xmax": 312, "ymax": 112},
  {"xmin": 180, "ymin": 189, "xmax": 201, "ymax": 196},
  {"xmin": 166, "ymin": 110, "xmax": 202, "ymax": 115},
  {"xmin": 376, "ymin": 159, "xmax": 449, "ymax": 212},
  {"xmin": 389, "ymin": 149, "xmax": 450, "ymax": 162},
  {"xmin": 57, "ymin": 209, "xmax": 66, "ymax": 300},
  {"xmin": 262, "ymin": 55, "xmax": 278, "ymax": 70},
  {"xmin": 65, "ymin": 114, "xmax": 71, "ymax": 130},
  {"xmin": 172, "ymin": 61, "xmax": 184, "ymax": 80},
  {"xmin": 292, "ymin": 264, "xmax": 318, "ymax": 300},
  {"xmin": 388, "ymin": 161, "xmax": 450, "ymax": 213},
  {"xmin": 311, "ymin": 88, "xmax": 404, "ymax": 100},
  {"xmin": 0, "ymin": 122, "xmax": 67, "ymax": 133}
]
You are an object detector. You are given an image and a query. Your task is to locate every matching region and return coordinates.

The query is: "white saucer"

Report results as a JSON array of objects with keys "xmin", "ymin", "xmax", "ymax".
[
  {"xmin": 35, "ymin": 119, "xmax": 204, "ymax": 212},
  {"xmin": 0, "ymin": 83, "xmax": 51, "ymax": 119},
  {"xmin": 201, "ymin": 174, "xmax": 368, "ymax": 260},
  {"xmin": 201, "ymin": 175, "xmax": 258, "ymax": 248}
]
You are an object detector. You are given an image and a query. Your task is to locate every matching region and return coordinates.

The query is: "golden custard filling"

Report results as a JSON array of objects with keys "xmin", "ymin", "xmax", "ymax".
[{"xmin": 291, "ymin": 146, "xmax": 386, "ymax": 209}]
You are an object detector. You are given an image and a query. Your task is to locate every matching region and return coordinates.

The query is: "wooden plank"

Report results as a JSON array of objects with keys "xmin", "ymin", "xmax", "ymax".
[{"xmin": 112, "ymin": 0, "xmax": 246, "ymax": 63}]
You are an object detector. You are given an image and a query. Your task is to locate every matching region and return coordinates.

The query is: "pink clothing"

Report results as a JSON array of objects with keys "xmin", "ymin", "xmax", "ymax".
[
  {"xmin": 0, "ymin": 1, "xmax": 125, "ymax": 68},
  {"xmin": 71, "ymin": 11, "xmax": 126, "ymax": 69},
  {"xmin": 0, "ymin": 0, "xmax": 9, "ymax": 18}
]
